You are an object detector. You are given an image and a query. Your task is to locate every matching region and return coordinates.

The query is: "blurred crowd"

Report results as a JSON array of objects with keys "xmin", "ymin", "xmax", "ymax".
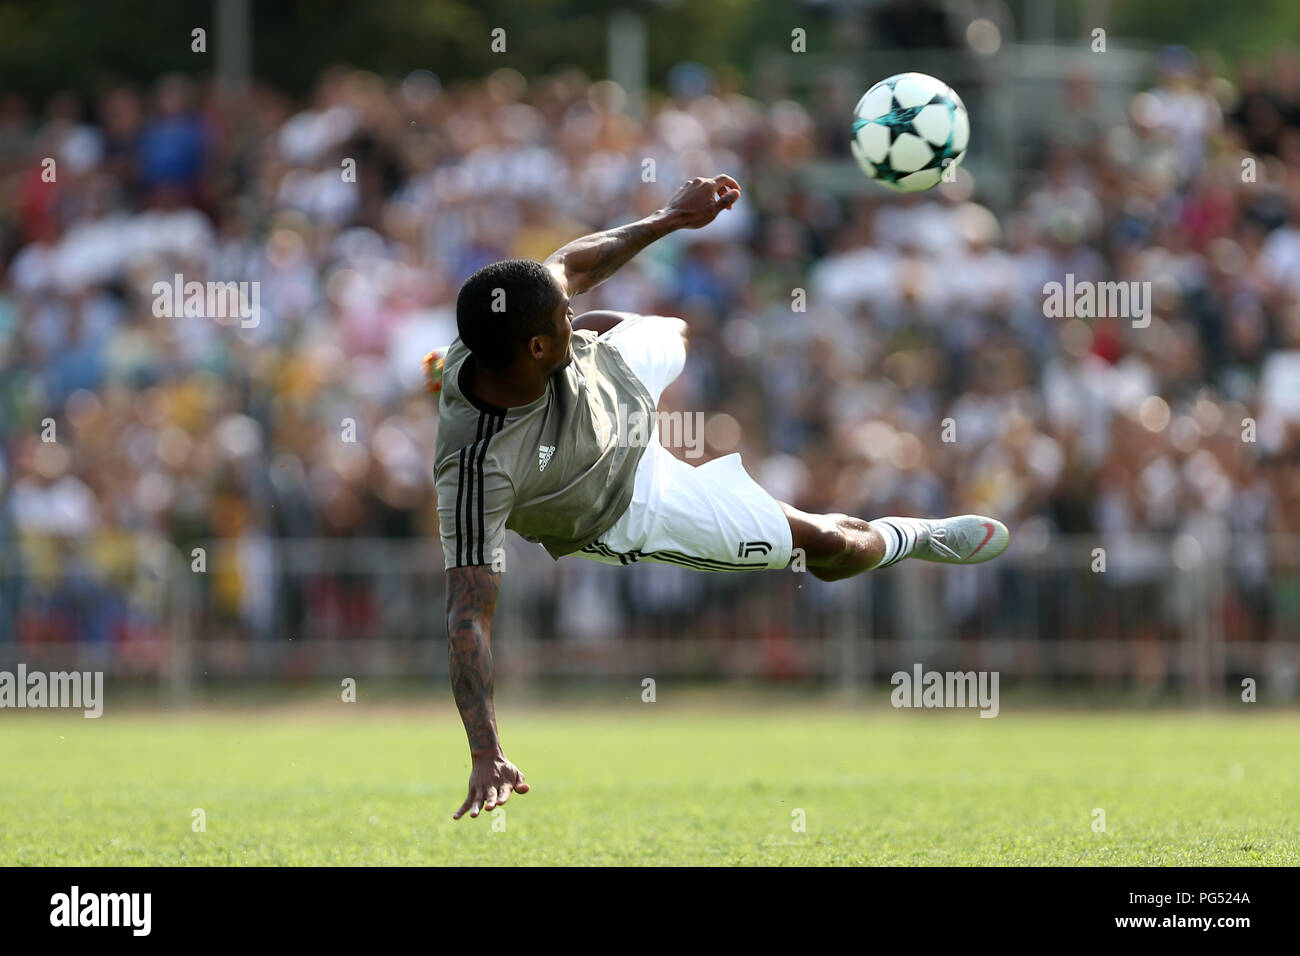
[{"xmin": 3, "ymin": 45, "xmax": 1300, "ymax": 650}]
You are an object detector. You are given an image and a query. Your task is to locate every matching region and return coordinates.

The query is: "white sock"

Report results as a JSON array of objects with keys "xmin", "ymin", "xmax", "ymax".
[{"xmin": 872, "ymin": 517, "xmax": 931, "ymax": 568}]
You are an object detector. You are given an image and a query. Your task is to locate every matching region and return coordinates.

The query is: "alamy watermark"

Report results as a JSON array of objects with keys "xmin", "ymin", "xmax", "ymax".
[
  {"xmin": 50, "ymin": 886, "xmax": 150, "ymax": 936},
  {"xmin": 0, "ymin": 665, "xmax": 103, "ymax": 717},
  {"xmin": 152, "ymin": 273, "xmax": 260, "ymax": 328},
  {"xmin": 616, "ymin": 404, "xmax": 704, "ymax": 458},
  {"xmin": 891, "ymin": 664, "xmax": 999, "ymax": 717},
  {"xmin": 1042, "ymin": 273, "xmax": 1150, "ymax": 328}
]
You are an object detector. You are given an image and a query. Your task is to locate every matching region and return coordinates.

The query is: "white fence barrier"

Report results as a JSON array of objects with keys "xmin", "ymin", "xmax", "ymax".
[{"xmin": 1, "ymin": 532, "xmax": 1296, "ymax": 702}]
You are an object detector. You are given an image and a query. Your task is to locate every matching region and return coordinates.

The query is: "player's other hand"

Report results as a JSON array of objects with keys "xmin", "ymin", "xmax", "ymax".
[
  {"xmin": 453, "ymin": 751, "xmax": 529, "ymax": 820},
  {"xmin": 663, "ymin": 174, "xmax": 741, "ymax": 229}
]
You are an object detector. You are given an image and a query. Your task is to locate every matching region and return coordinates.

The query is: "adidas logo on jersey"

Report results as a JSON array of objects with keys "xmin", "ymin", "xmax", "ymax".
[{"xmin": 538, "ymin": 444, "xmax": 556, "ymax": 472}]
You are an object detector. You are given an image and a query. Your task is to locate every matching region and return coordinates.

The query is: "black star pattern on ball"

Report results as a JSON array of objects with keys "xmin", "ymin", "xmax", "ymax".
[{"xmin": 852, "ymin": 85, "xmax": 958, "ymax": 186}]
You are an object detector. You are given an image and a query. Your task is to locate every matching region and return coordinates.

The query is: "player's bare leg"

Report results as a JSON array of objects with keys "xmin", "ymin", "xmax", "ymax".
[{"xmin": 780, "ymin": 504, "xmax": 1009, "ymax": 583}]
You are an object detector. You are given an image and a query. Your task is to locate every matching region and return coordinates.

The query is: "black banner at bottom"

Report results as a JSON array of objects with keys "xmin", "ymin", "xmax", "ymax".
[{"xmin": 0, "ymin": 865, "xmax": 1282, "ymax": 942}]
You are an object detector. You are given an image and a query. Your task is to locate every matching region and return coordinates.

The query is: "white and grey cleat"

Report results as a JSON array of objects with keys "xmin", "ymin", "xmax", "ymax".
[{"xmin": 918, "ymin": 515, "xmax": 1009, "ymax": 565}]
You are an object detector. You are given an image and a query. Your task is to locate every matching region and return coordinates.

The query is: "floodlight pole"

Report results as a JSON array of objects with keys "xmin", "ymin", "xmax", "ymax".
[
  {"xmin": 608, "ymin": 8, "xmax": 648, "ymax": 119},
  {"xmin": 215, "ymin": 0, "xmax": 252, "ymax": 99}
]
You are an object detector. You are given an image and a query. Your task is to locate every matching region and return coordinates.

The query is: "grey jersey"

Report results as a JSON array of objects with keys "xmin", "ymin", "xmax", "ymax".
[{"xmin": 435, "ymin": 330, "xmax": 656, "ymax": 568}]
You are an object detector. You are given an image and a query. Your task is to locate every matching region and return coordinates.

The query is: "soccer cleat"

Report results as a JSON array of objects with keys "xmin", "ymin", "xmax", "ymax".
[
  {"xmin": 422, "ymin": 349, "xmax": 445, "ymax": 394},
  {"xmin": 916, "ymin": 515, "xmax": 1009, "ymax": 565}
]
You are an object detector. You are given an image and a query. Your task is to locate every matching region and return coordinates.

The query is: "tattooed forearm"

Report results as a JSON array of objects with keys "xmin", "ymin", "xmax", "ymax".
[
  {"xmin": 445, "ymin": 565, "xmax": 503, "ymax": 757},
  {"xmin": 545, "ymin": 211, "xmax": 677, "ymax": 296},
  {"xmin": 546, "ymin": 177, "xmax": 737, "ymax": 297}
]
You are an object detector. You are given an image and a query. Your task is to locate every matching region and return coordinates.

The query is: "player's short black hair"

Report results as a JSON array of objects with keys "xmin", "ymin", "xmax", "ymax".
[{"xmin": 456, "ymin": 259, "xmax": 564, "ymax": 370}]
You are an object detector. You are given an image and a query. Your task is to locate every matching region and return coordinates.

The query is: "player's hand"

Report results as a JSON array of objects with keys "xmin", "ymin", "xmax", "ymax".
[
  {"xmin": 453, "ymin": 751, "xmax": 529, "ymax": 820},
  {"xmin": 662, "ymin": 174, "xmax": 741, "ymax": 229}
]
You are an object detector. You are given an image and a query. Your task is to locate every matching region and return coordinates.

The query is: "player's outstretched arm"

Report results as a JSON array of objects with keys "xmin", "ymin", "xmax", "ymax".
[
  {"xmin": 445, "ymin": 564, "xmax": 529, "ymax": 819},
  {"xmin": 544, "ymin": 174, "xmax": 741, "ymax": 297},
  {"xmin": 571, "ymin": 309, "xmax": 634, "ymax": 335}
]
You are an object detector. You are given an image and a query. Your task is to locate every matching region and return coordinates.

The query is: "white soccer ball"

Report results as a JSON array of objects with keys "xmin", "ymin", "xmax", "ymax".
[{"xmin": 850, "ymin": 72, "xmax": 969, "ymax": 192}]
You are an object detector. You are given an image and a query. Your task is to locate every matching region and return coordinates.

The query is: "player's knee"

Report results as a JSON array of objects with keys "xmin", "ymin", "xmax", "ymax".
[
  {"xmin": 672, "ymin": 317, "xmax": 689, "ymax": 354},
  {"xmin": 806, "ymin": 514, "xmax": 852, "ymax": 561},
  {"xmin": 650, "ymin": 316, "xmax": 689, "ymax": 353}
]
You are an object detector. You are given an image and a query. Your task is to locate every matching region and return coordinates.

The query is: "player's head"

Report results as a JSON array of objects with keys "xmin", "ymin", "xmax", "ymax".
[{"xmin": 456, "ymin": 259, "xmax": 573, "ymax": 374}]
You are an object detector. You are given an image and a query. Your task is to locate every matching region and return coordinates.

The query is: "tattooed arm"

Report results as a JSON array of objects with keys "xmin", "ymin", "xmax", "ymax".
[
  {"xmin": 544, "ymin": 174, "xmax": 741, "ymax": 297},
  {"xmin": 445, "ymin": 565, "xmax": 529, "ymax": 820}
]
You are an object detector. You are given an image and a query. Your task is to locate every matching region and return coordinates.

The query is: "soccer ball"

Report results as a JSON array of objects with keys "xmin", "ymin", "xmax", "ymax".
[{"xmin": 850, "ymin": 72, "xmax": 969, "ymax": 192}]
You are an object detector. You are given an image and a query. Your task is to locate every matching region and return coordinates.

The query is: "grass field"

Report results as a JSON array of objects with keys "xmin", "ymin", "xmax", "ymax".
[{"xmin": 2, "ymin": 694, "xmax": 1298, "ymax": 865}]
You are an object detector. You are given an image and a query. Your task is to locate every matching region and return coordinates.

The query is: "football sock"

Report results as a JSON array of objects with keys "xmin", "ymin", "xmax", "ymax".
[{"xmin": 872, "ymin": 516, "xmax": 931, "ymax": 568}]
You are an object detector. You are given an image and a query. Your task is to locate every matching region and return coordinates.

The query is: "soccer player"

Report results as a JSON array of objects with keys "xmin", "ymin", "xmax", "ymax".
[{"xmin": 435, "ymin": 174, "xmax": 1009, "ymax": 820}]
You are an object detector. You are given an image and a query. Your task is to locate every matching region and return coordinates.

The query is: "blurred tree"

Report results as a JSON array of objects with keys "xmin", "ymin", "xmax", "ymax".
[
  {"xmin": 5, "ymin": 0, "xmax": 1292, "ymax": 105},
  {"xmin": 0, "ymin": 0, "xmax": 831, "ymax": 102},
  {"xmin": 1048, "ymin": 0, "xmax": 1300, "ymax": 62}
]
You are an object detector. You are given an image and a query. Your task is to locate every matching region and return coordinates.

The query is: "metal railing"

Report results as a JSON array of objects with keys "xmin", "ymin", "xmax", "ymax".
[{"xmin": 1, "ymin": 531, "xmax": 1296, "ymax": 701}]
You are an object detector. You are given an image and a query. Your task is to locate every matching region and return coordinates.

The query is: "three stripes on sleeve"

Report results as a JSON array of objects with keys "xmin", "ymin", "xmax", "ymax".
[{"xmin": 452, "ymin": 409, "xmax": 507, "ymax": 567}]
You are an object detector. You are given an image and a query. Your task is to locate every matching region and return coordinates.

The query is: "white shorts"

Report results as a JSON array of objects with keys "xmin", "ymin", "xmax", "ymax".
[{"xmin": 577, "ymin": 315, "xmax": 793, "ymax": 572}]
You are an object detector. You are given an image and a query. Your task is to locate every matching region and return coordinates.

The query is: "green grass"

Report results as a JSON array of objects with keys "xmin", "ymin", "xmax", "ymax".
[{"xmin": 2, "ymin": 696, "xmax": 1298, "ymax": 865}]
